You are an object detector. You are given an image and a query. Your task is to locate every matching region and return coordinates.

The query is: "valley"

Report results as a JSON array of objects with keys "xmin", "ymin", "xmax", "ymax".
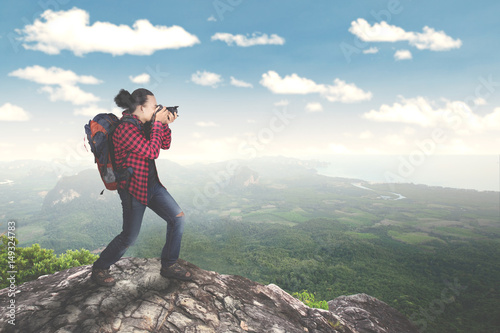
[{"xmin": 0, "ymin": 157, "xmax": 499, "ymax": 332}]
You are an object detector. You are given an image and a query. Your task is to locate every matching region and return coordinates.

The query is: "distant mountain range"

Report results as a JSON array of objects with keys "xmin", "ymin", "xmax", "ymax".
[{"xmin": 1, "ymin": 155, "xmax": 495, "ymax": 250}]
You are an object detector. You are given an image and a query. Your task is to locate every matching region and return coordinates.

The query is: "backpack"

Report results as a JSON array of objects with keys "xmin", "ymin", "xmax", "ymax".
[{"xmin": 84, "ymin": 113, "xmax": 135, "ymax": 193}]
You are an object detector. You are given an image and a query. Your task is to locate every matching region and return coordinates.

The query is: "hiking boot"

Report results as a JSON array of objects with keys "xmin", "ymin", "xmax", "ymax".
[
  {"xmin": 160, "ymin": 262, "xmax": 193, "ymax": 281},
  {"xmin": 91, "ymin": 267, "xmax": 116, "ymax": 286}
]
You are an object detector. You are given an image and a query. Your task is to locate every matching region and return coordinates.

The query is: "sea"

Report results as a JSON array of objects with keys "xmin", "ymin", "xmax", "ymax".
[{"xmin": 313, "ymin": 155, "xmax": 500, "ymax": 192}]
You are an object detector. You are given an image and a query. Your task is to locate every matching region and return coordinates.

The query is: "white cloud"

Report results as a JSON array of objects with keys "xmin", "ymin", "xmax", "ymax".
[
  {"xmin": 34, "ymin": 143, "xmax": 67, "ymax": 159},
  {"xmin": 260, "ymin": 71, "xmax": 372, "ymax": 103},
  {"xmin": 230, "ymin": 76, "xmax": 253, "ymax": 88},
  {"xmin": 350, "ymin": 19, "xmax": 410, "ymax": 42},
  {"xmin": 359, "ymin": 131, "xmax": 373, "ymax": 139},
  {"xmin": 32, "ymin": 128, "xmax": 51, "ymax": 133},
  {"xmin": 260, "ymin": 71, "xmax": 323, "ymax": 94},
  {"xmin": 185, "ymin": 136, "xmax": 239, "ymax": 162},
  {"xmin": 349, "ymin": 18, "xmax": 462, "ymax": 51},
  {"xmin": 18, "ymin": 8, "xmax": 200, "ymax": 56},
  {"xmin": 74, "ymin": 105, "xmax": 122, "ymax": 117},
  {"xmin": 364, "ymin": 96, "xmax": 500, "ymax": 132},
  {"xmin": 328, "ymin": 143, "xmax": 350, "ymax": 154},
  {"xmin": 33, "ymin": 142, "xmax": 93, "ymax": 164},
  {"xmin": 363, "ymin": 47, "xmax": 379, "ymax": 54},
  {"xmin": 39, "ymin": 84, "xmax": 100, "ymax": 105},
  {"xmin": 447, "ymin": 139, "xmax": 474, "ymax": 154},
  {"xmin": 211, "ymin": 32, "xmax": 285, "ymax": 47},
  {"xmin": 274, "ymin": 100, "xmax": 289, "ymax": 107},
  {"xmin": 196, "ymin": 121, "xmax": 218, "ymax": 127},
  {"xmin": 129, "ymin": 73, "xmax": 151, "ymax": 84},
  {"xmin": 305, "ymin": 102, "xmax": 323, "ymax": 112},
  {"xmin": 383, "ymin": 134, "xmax": 407, "ymax": 146},
  {"xmin": 0, "ymin": 103, "xmax": 31, "ymax": 121},
  {"xmin": 403, "ymin": 127, "xmax": 416, "ymax": 136},
  {"xmin": 191, "ymin": 70, "xmax": 222, "ymax": 88},
  {"xmin": 364, "ymin": 96, "xmax": 449, "ymax": 127},
  {"xmin": 474, "ymin": 97, "xmax": 487, "ymax": 106},
  {"xmin": 207, "ymin": 16, "xmax": 217, "ymax": 22},
  {"xmin": 411, "ymin": 26, "xmax": 463, "ymax": 51},
  {"xmin": 484, "ymin": 107, "xmax": 500, "ymax": 127},
  {"xmin": 0, "ymin": 143, "xmax": 15, "ymax": 149},
  {"xmin": 9, "ymin": 65, "xmax": 102, "ymax": 86},
  {"xmin": 394, "ymin": 49, "xmax": 412, "ymax": 60},
  {"xmin": 323, "ymin": 79, "xmax": 373, "ymax": 103},
  {"xmin": 9, "ymin": 65, "xmax": 101, "ymax": 105}
]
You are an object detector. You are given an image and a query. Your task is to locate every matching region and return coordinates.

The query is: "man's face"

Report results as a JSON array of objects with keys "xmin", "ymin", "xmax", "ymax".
[{"xmin": 141, "ymin": 95, "xmax": 157, "ymax": 121}]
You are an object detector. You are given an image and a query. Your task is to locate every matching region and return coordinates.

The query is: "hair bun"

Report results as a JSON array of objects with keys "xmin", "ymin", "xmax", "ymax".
[
  {"xmin": 114, "ymin": 89, "xmax": 134, "ymax": 110},
  {"xmin": 114, "ymin": 88, "xmax": 154, "ymax": 114}
]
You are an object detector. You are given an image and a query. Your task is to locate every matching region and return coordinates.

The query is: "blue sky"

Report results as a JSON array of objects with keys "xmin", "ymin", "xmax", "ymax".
[{"xmin": 1, "ymin": 0, "xmax": 499, "ymax": 189}]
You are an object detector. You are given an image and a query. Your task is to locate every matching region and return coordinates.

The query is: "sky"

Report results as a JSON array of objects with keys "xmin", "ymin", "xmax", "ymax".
[{"xmin": 0, "ymin": 0, "xmax": 499, "ymax": 190}]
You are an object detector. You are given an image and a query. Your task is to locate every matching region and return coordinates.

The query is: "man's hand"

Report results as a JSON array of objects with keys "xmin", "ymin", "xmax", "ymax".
[
  {"xmin": 154, "ymin": 106, "xmax": 177, "ymax": 125},
  {"xmin": 165, "ymin": 109, "xmax": 178, "ymax": 124}
]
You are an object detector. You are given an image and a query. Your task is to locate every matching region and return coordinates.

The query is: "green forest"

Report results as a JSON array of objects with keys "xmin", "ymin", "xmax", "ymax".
[
  {"xmin": 131, "ymin": 216, "xmax": 498, "ymax": 333},
  {"xmin": 0, "ymin": 235, "xmax": 97, "ymax": 288},
  {"xmin": 1, "ymin": 158, "xmax": 499, "ymax": 332}
]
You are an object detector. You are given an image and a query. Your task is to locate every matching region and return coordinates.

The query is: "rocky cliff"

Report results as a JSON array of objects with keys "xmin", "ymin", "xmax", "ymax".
[{"xmin": 0, "ymin": 258, "xmax": 418, "ymax": 333}]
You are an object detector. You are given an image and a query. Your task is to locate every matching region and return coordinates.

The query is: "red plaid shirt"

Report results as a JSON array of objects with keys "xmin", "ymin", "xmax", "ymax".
[{"xmin": 113, "ymin": 114, "xmax": 171, "ymax": 205}]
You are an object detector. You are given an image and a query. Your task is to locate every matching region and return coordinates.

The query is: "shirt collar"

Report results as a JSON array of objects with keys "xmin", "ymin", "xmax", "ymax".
[{"xmin": 121, "ymin": 113, "xmax": 144, "ymax": 128}]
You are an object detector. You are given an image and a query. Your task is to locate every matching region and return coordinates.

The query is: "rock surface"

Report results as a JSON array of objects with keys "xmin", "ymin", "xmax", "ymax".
[
  {"xmin": 0, "ymin": 258, "xmax": 418, "ymax": 333},
  {"xmin": 329, "ymin": 294, "xmax": 419, "ymax": 333}
]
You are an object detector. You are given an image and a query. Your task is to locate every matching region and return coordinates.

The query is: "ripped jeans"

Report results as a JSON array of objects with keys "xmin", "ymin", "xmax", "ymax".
[{"xmin": 93, "ymin": 181, "xmax": 185, "ymax": 270}]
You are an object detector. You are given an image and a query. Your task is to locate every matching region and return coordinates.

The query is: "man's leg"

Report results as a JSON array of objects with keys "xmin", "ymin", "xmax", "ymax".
[
  {"xmin": 147, "ymin": 183, "xmax": 186, "ymax": 269},
  {"xmin": 93, "ymin": 190, "xmax": 146, "ymax": 270}
]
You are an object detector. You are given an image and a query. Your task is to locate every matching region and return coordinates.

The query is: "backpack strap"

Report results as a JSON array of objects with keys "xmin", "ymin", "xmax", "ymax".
[
  {"xmin": 109, "ymin": 115, "xmax": 141, "ymax": 167},
  {"xmin": 120, "ymin": 114, "xmax": 142, "ymax": 129}
]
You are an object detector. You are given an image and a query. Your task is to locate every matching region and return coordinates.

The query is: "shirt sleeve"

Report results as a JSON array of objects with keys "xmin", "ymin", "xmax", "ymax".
[
  {"xmin": 114, "ymin": 121, "xmax": 163, "ymax": 160},
  {"xmin": 161, "ymin": 123, "xmax": 172, "ymax": 150}
]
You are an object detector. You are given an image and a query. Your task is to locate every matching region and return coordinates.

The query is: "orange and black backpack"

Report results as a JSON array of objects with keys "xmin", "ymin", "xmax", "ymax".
[{"xmin": 84, "ymin": 113, "xmax": 135, "ymax": 193}]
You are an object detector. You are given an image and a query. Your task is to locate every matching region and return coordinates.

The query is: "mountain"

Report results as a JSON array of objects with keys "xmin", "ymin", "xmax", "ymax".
[
  {"xmin": 26, "ymin": 157, "xmax": 330, "ymax": 252},
  {"xmin": 0, "ymin": 257, "xmax": 419, "ymax": 333},
  {"xmin": 0, "ymin": 160, "xmax": 63, "ymax": 225},
  {"xmin": 2, "ymin": 156, "xmax": 499, "ymax": 332}
]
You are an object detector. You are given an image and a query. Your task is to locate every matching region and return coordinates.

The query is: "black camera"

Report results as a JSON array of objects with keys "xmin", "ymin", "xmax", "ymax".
[{"xmin": 155, "ymin": 104, "xmax": 179, "ymax": 117}]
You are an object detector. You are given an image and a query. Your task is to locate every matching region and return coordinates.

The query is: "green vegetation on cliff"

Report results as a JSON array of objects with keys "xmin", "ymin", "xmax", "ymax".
[{"xmin": 0, "ymin": 235, "xmax": 97, "ymax": 289}]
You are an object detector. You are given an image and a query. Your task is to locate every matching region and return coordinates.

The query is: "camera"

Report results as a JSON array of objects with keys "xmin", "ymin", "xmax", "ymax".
[{"xmin": 155, "ymin": 104, "xmax": 179, "ymax": 117}]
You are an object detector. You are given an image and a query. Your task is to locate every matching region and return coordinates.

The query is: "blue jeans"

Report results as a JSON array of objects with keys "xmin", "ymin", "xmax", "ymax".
[{"xmin": 93, "ymin": 181, "xmax": 185, "ymax": 270}]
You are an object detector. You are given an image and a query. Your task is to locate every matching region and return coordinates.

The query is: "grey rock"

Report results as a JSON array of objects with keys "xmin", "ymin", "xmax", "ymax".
[
  {"xmin": 329, "ymin": 293, "xmax": 418, "ymax": 333},
  {"xmin": 0, "ymin": 258, "xmax": 418, "ymax": 333}
]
